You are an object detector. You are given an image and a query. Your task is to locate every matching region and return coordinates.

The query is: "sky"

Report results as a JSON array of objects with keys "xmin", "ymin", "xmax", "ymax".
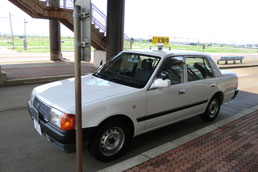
[{"xmin": 0, "ymin": 0, "xmax": 258, "ymax": 44}]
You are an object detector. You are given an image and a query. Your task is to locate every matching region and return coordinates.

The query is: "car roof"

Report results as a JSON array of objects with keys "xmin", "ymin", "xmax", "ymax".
[{"xmin": 122, "ymin": 49, "xmax": 210, "ymax": 59}]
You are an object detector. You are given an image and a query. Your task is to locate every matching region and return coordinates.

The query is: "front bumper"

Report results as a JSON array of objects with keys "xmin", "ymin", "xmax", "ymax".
[{"xmin": 28, "ymin": 101, "xmax": 96, "ymax": 153}]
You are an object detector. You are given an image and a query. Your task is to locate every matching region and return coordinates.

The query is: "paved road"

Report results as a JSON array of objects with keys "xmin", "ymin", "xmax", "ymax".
[
  {"xmin": 0, "ymin": 68, "xmax": 258, "ymax": 172},
  {"xmin": 0, "ymin": 47, "xmax": 74, "ymax": 63}
]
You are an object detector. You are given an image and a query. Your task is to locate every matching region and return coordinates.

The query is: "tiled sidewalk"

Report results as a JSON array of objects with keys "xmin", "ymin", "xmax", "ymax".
[{"xmin": 125, "ymin": 111, "xmax": 258, "ymax": 172}]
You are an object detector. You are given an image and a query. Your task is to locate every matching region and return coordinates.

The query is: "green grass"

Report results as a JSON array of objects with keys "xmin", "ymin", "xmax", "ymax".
[
  {"xmin": 14, "ymin": 46, "xmax": 90, "ymax": 53},
  {"xmin": 0, "ymin": 36, "xmax": 74, "ymax": 46},
  {"xmin": 0, "ymin": 36, "xmax": 75, "ymax": 53},
  {"xmin": 170, "ymin": 44, "xmax": 257, "ymax": 53},
  {"xmin": 1, "ymin": 36, "xmax": 257, "ymax": 53},
  {"xmin": 132, "ymin": 42, "xmax": 258, "ymax": 53},
  {"xmin": 15, "ymin": 46, "xmax": 50, "ymax": 53}
]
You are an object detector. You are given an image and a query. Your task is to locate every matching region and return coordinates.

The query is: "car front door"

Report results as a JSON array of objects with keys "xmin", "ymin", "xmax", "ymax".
[{"xmin": 143, "ymin": 56, "xmax": 189, "ymax": 130}]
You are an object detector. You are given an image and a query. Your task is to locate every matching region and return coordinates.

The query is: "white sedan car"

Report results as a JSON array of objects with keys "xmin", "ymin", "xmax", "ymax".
[{"xmin": 28, "ymin": 50, "xmax": 238, "ymax": 161}]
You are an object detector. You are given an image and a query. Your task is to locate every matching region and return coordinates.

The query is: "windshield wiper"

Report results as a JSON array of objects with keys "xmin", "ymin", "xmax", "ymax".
[
  {"xmin": 93, "ymin": 72, "xmax": 121, "ymax": 83},
  {"xmin": 94, "ymin": 72, "xmax": 143, "ymax": 88},
  {"xmin": 93, "ymin": 72, "xmax": 108, "ymax": 80},
  {"xmin": 127, "ymin": 79, "xmax": 143, "ymax": 85},
  {"xmin": 107, "ymin": 76, "xmax": 123, "ymax": 83}
]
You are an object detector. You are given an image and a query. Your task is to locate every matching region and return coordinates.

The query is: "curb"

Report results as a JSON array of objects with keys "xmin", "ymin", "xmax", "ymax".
[
  {"xmin": 0, "ymin": 75, "xmax": 73, "ymax": 86},
  {"xmin": 98, "ymin": 105, "xmax": 258, "ymax": 172},
  {"xmin": 0, "ymin": 73, "xmax": 92, "ymax": 86}
]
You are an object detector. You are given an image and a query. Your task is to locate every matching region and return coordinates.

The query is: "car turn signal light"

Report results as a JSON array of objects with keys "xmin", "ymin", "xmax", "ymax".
[{"xmin": 61, "ymin": 114, "xmax": 75, "ymax": 130}]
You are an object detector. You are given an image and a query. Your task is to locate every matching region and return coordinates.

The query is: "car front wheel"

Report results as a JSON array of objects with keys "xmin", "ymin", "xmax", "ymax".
[
  {"xmin": 89, "ymin": 119, "xmax": 130, "ymax": 162},
  {"xmin": 201, "ymin": 97, "xmax": 221, "ymax": 121}
]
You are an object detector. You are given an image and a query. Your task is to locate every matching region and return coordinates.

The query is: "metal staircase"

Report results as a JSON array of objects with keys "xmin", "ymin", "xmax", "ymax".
[{"xmin": 8, "ymin": 0, "xmax": 132, "ymax": 50}]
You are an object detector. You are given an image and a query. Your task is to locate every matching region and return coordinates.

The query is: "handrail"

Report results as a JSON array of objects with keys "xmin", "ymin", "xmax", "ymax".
[
  {"xmin": 92, "ymin": 16, "xmax": 106, "ymax": 33},
  {"xmin": 91, "ymin": 3, "xmax": 106, "ymax": 20},
  {"xmin": 41, "ymin": 0, "xmax": 73, "ymax": 9}
]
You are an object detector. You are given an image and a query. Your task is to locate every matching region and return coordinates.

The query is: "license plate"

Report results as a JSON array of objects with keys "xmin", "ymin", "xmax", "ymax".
[
  {"xmin": 31, "ymin": 108, "xmax": 42, "ymax": 135},
  {"xmin": 33, "ymin": 118, "xmax": 42, "ymax": 136},
  {"xmin": 31, "ymin": 108, "xmax": 39, "ymax": 122}
]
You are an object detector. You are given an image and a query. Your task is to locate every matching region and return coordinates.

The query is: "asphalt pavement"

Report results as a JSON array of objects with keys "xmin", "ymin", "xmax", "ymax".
[{"xmin": 0, "ymin": 67, "xmax": 258, "ymax": 172}]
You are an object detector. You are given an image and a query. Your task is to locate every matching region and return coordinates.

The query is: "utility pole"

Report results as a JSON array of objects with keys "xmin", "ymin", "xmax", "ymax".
[
  {"xmin": 24, "ymin": 18, "xmax": 27, "ymax": 50},
  {"xmin": 74, "ymin": 5, "xmax": 83, "ymax": 172},
  {"xmin": 73, "ymin": 0, "xmax": 91, "ymax": 172},
  {"xmin": 9, "ymin": 12, "xmax": 14, "ymax": 49}
]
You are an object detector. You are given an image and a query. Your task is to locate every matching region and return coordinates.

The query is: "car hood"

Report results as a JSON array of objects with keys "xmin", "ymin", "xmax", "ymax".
[{"xmin": 33, "ymin": 75, "xmax": 137, "ymax": 112}]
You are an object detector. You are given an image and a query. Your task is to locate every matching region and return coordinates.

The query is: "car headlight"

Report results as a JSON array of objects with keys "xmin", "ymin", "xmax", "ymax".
[
  {"xmin": 49, "ymin": 108, "xmax": 63, "ymax": 128},
  {"xmin": 49, "ymin": 108, "xmax": 76, "ymax": 130}
]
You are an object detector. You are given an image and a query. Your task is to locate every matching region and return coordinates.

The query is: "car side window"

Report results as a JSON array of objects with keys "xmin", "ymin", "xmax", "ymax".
[
  {"xmin": 185, "ymin": 56, "xmax": 214, "ymax": 82},
  {"xmin": 157, "ymin": 56, "xmax": 184, "ymax": 85}
]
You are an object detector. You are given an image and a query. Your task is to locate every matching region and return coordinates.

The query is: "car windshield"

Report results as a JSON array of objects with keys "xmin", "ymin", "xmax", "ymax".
[{"xmin": 93, "ymin": 53, "xmax": 160, "ymax": 88}]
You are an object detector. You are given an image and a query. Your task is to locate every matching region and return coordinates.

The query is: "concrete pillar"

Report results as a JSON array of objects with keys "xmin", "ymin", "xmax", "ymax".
[
  {"xmin": 49, "ymin": 0, "xmax": 62, "ymax": 61},
  {"xmin": 106, "ymin": 0, "xmax": 125, "ymax": 60}
]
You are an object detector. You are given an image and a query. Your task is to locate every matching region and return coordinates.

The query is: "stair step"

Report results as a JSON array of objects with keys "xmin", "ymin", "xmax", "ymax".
[
  {"xmin": 95, "ymin": 28, "xmax": 100, "ymax": 32},
  {"xmin": 99, "ymin": 32, "xmax": 105, "ymax": 37},
  {"xmin": 91, "ymin": 23, "xmax": 96, "ymax": 29},
  {"xmin": 10, "ymin": 0, "xmax": 107, "ymax": 51},
  {"xmin": 38, "ymin": 0, "xmax": 47, "ymax": 8}
]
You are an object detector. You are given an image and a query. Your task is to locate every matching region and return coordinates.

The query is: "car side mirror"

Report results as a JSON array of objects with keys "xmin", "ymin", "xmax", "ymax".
[{"xmin": 150, "ymin": 78, "xmax": 171, "ymax": 89}]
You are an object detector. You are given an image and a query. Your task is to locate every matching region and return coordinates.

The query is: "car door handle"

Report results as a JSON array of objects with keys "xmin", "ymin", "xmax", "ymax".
[
  {"xmin": 178, "ymin": 89, "xmax": 186, "ymax": 95},
  {"xmin": 211, "ymin": 83, "xmax": 216, "ymax": 88}
]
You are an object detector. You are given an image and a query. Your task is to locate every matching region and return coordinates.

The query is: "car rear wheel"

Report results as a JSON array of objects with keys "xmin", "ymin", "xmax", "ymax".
[
  {"xmin": 201, "ymin": 97, "xmax": 220, "ymax": 121},
  {"xmin": 89, "ymin": 119, "xmax": 130, "ymax": 162}
]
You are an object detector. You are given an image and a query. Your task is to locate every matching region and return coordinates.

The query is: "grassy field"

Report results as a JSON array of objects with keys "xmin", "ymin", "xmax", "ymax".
[
  {"xmin": 132, "ymin": 42, "xmax": 258, "ymax": 53},
  {"xmin": 0, "ymin": 36, "xmax": 74, "ymax": 52},
  {"xmin": 1, "ymin": 36, "xmax": 258, "ymax": 53}
]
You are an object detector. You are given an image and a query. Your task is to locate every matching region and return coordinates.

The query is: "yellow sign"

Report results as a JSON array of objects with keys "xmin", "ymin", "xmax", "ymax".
[{"xmin": 152, "ymin": 37, "xmax": 169, "ymax": 45}]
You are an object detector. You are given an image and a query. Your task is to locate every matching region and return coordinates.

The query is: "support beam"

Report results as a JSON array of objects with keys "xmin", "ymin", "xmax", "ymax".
[
  {"xmin": 49, "ymin": 0, "xmax": 62, "ymax": 61},
  {"xmin": 49, "ymin": 20, "xmax": 62, "ymax": 60},
  {"xmin": 106, "ymin": 0, "xmax": 125, "ymax": 60}
]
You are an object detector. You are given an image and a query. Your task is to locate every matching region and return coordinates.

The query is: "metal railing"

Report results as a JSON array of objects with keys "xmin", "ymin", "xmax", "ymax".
[
  {"xmin": 91, "ymin": 3, "xmax": 106, "ymax": 35},
  {"xmin": 90, "ymin": 2, "xmax": 132, "ymax": 49},
  {"xmin": 40, "ymin": 0, "xmax": 73, "ymax": 9},
  {"xmin": 40, "ymin": 0, "xmax": 132, "ymax": 49}
]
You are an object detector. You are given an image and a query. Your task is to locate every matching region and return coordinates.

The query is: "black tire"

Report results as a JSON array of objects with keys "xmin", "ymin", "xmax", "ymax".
[
  {"xmin": 201, "ymin": 97, "xmax": 221, "ymax": 121},
  {"xmin": 89, "ymin": 119, "xmax": 131, "ymax": 162}
]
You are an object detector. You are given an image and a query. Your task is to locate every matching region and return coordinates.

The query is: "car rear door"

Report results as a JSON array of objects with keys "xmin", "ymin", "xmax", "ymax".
[{"xmin": 182, "ymin": 56, "xmax": 217, "ymax": 117}]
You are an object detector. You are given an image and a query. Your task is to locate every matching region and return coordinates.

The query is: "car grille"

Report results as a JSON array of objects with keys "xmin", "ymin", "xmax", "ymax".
[{"xmin": 33, "ymin": 97, "xmax": 51, "ymax": 121}]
